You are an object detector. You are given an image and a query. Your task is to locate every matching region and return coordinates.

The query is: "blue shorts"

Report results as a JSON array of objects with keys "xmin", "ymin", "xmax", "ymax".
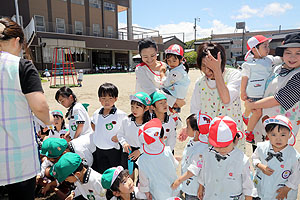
[{"xmin": 247, "ymin": 97, "xmax": 262, "ymax": 102}]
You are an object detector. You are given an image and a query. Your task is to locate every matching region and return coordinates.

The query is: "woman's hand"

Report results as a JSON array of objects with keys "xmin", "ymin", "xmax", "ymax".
[
  {"xmin": 175, "ymin": 99, "xmax": 186, "ymax": 108},
  {"xmin": 202, "ymin": 51, "xmax": 222, "ymax": 74}
]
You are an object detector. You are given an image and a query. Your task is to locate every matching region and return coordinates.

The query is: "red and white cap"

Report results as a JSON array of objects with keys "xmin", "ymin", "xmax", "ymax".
[
  {"xmin": 245, "ymin": 35, "xmax": 272, "ymax": 61},
  {"xmin": 138, "ymin": 118, "xmax": 165, "ymax": 155},
  {"xmin": 165, "ymin": 44, "xmax": 184, "ymax": 57},
  {"xmin": 208, "ymin": 116, "xmax": 243, "ymax": 148},
  {"xmin": 263, "ymin": 115, "xmax": 295, "ymax": 146},
  {"xmin": 197, "ymin": 112, "xmax": 212, "ymax": 144}
]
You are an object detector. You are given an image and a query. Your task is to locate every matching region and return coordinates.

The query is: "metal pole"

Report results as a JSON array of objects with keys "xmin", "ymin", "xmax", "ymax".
[
  {"xmin": 14, "ymin": 0, "xmax": 20, "ymax": 25},
  {"xmin": 194, "ymin": 18, "xmax": 196, "ymax": 42},
  {"xmin": 241, "ymin": 28, "xmax": 245, "ymax": 56}
]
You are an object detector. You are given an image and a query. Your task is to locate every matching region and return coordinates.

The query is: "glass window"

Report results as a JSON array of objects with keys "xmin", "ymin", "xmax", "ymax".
[
  {"xmin": 71, "ymin": 0, "xmax": 84, "ymax": 5},
  {"xmin": 56, "ymin": 18, "xmax": 65, "ymax": 33},
  {"xmin": 93, "ymin": 24, "xmax": 100, "ymax": 36},
  {"xmin": 107, "ymin": 26, "xmax": 113, "ymax": 38},
  {"xmin": 34, "ymin": 15, "xmax": 45, "ymax": 32},
  {"xmin": 89, "ymin": 0, "xmax": 101, "ymax": 8},
  {"xmin": 104, "ymin": 2, "xmax": 115, "ymax": 12},
  {"xmin": 75, "ymin": 21, "xmax": 83, "ymax": 35}
]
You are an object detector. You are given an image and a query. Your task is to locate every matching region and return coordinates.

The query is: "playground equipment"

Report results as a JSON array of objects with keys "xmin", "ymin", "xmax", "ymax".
[{"xmin": 50, "ymin": 47, "xmax": 78, "ymax": 88}]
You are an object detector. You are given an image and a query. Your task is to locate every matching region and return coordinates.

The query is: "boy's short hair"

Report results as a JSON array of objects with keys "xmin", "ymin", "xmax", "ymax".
[
  {"xmin": 186, "ymin": 114, "xmax": 200, "ymax": 132},
  {"xmin": 98, "ymin": 82, "xmax": 118, "ymax": 98},
  {"xmin": 265, "ymin": 124, "xmax": 290, "ymax": 134}
]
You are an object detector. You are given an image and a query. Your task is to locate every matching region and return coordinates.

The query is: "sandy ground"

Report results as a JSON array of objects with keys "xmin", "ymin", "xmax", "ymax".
[{"xmin": 42, "ymin": 69, "xmax": 300, "ymax": 198}]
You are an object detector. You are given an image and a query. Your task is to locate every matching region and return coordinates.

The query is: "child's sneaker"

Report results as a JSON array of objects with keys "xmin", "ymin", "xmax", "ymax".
[
  {"xmin": 242, "ymin": 113, "xmax": 249, "ymax": 125},
  {"xmin": 245, "ymin": 131, "xmax": 255, "ymax": 144}
]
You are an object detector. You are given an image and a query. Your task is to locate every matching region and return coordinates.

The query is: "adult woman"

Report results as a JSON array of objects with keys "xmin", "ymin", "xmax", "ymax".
[
  {"xmin": 0, "ymin": 18, "xmax": 52, "ymax": 199},
  {"xmin": 190, "ymin": 43, "xmax": 245, "ymax": 150},
  {"xmin": 135, "ymin": 38, "xmax": 185, "ymax": 109}
]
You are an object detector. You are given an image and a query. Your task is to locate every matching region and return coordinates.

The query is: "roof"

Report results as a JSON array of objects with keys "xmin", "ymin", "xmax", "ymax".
[
  {"xmin": 195, "ymin": 38, "xmax": 233, "ymax": 45},
  {"xmin": 271, "ymin": 31, "xmax": 300, "ymax": 40},
  {"xmin": 163, "ymin": 36, "xmax": 185, "ymax": 45}
]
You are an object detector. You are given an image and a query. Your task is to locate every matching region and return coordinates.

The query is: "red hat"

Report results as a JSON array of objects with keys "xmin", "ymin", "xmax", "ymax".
[
  {"xmin": 197, "ymin": 112, "xmax": 212, "ymax": 144},
  {"xmin": 138, "ymin": 118, "xmax": 165, "ymax": 155},
  {"xmin": 208, "ymin": 116, "xmax": 243, "ymax": 147},
  {"xmin": 245, "ymin": 35, "xmax": 272, "ymax": 61},
  {"xmin": 263, "ymin": 115, "xmax": 295, "ymax": 146},
  {"xmin": 165, "ymin": 44, "xmax": 184, "ymax": 57}
]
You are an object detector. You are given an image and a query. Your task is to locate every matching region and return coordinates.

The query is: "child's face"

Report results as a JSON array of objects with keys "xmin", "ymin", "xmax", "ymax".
[
  {"xmin": 282, "ymin": 47, "xmax": 300, "ymax": 69},
  {"xmin": 118, "ymin": 175, "xmax": 134, "ymax": 194},
  {"xmin": 186, "ymin": 119, "xmax": 196, "ymax": 137},
  {"xmin": 58, "ymin": 95, "xmax": 74, "ymax": 108},
  {"xmin": 140, "ymin": 47, "xmax": 157, "ymax": 67},
  {"xmin": 131, "ymin": 103, "xmax": 147, "ymax": 119},
  {"xmin": 99, "ymin": 95, "xmax": 117, "ymax": 110},
  {"xmin": 53, "ymin": 115, "xmax": 63, "ymax": 127},
  {"xmin": 255, "ymin": 41, "xmax": 270, "ymax": 58},
  {"xmin": 65, "ymin": 175, "xmax": 77, "ymax": 183},
  {"xmin": 153, "ymin": 99, "xmax": 168, "ymax": 114},
  {"xmin": 267, "ymin": 126, "xmax": 290, "ymax": 152},
  {"xmin": 166, "ymin": 55, "xmax": 181, "ymax": 68},
  {"xmin": 214, "ymin": 142, "xmax": 234, "ymax": 156},
  {"xmin": 47, "ymin": 156, "xmax": 60, "ymax": 163}
]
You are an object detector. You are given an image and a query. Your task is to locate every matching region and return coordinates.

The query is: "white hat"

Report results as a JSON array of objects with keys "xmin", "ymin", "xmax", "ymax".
[
  {"xmin": 196, "ymin": 112, "xmax": 212, "ymax": 143},
  {"xmin": 138, "ymin": 118, "xmax": 165, "ymax": 155},
  {"xmin": 209, "ymin": 116, "xmax": 243, "ymax": 147},
  {"xmin": 244, "ymin": 35, "xmax": 272, "ymax": 61}
]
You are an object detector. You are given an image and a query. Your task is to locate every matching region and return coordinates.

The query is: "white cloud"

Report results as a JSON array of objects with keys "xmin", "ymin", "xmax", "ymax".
[{"xmin": 232, "ymin": 2, "xmax": 293, "ymax": 19}]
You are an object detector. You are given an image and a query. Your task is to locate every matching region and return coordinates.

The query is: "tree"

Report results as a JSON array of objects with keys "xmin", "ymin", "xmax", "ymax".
[{"xmin": 184, "ymin": 51, "xmax": 197, "ymax": 67}]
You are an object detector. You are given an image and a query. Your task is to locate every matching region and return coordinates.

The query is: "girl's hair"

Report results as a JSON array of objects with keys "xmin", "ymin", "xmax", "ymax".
[
  {"xmin": 128, "ymin": 100, "xmax": 151, "ymax": 124},
  {"xmin": 186, "ymin": 114, "xmax": 199, "ymax": 131},
  {"xmin": 0, "ymin": 17, "xmax": 32, "ymax": 59},
  {"xmin": 196, "ymin": 42, "xmax": 226, "ymax": 73},
  {"xmin": 265, "ymin": 124, "xmax": 290, "ymax": 134},
  {"xmin": 55, "ymin": 86, "xmax": 77, "ymax": 118},
  {"xmin": 165, "ymin": 54, "xmax": 189, "ymax": 73},
  {"xmin": 53, "ymin": 115, "xmax": 66, "ymax": 130},
  {"xmin": 138, "ymin": 38, "xmax": 158, "ymax": 54},
  {"xmin": 105, "ymin": 170, "xmax": 130, "ymax": 199}
]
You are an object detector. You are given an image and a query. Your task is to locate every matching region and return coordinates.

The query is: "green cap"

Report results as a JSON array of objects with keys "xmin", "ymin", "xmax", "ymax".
[
  {"xmin": 101, "ymin": 166, "xmax": 124, "ymax": 189},
  {"xmin": 42, "ymin": 138, "xmax": 68, "ymax": 158},
  {"xmin": 130, "ymin": 92, "xmax": 152, "ymax": 106},
  {"xmin": 150, "ymin": 91, "xmax": 167, "ymax": 105},
  {"xmin": 50, "ymin": 152, "xmax": 82, "ymax": 183},
  {"xmin": 51, "ymin": 110, "xmax": 63, "ymax": 118}
]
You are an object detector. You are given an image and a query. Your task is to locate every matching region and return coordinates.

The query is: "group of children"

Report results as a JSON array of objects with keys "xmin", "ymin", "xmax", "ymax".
[{"xmin": 34, "ymin": 32, "xmax": 300, "ymax": 200}]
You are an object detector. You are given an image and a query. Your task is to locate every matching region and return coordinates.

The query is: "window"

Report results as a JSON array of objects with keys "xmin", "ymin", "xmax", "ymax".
[
  {"xmin": 71, "ymin": 0, "xmax": 84, "ymax": 5},
  {"xmin": 104, "ymin": 2, "xmax": 115, "ymax": 11},
  {"xmin": 93, "ymin": 24, "xmax": 100, "ymax": 36},
  {"xmin": 34, "ymin": 15, "xmax": 45, "ymax": 32},
  {"xmin": 107, "ymin": 26, "xmax": 113, "ymax": 38},
  {"xmin": 75, "ymin": 21, "xmax": 83, "ymax": 35},
  {"xmin": 89, "ymin": 0, "xmax": 101, "ymax": 8},
  {"xmin": 56, "ymin": 18, "xmax": 65, "ymax": 33}
]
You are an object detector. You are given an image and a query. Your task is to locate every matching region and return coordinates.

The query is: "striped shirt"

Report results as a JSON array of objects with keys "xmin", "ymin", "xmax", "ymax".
[{"xmin": 274, "ymin": 70, "xmax": 300, "ymax": 111}]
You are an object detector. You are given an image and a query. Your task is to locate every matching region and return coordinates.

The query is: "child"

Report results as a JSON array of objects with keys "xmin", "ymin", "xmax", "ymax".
[
  {"xmin": 161, "ymin": 44, "xmax": 190, "ymax": 112},
  {"xmin": 44, "ymin": 68, "xmax": 51, "ymax": 81},
  {"xmin": 117, "ymin": 92, "xmax": 151, "ymax": 179},
  {"xmin": 137, "ymin": 118, "xmax": 179, "ymax": 200},
  {"xmin": 91, "ymin": 82, "xmax": 127, "ymax": 173},
  {"xmin": 150, "ymin": 91, "xmax": 177, "ymax": 152},
  {"xmin": 49, "ymin": 110, "xmax": 69, "ymax": 139},
  {"xmin": 197, "ymin": 116, "xmax": 257, "ymax": 200},
  {"xmin": 78, "ymin": 69, "xmax": 83, "ymax": 87},
  {"xmin": 101, "ymin": 166, "xmax": 147, "ymax": 200},
  {"xmin": 55, "ymin": 86, "xmax": 93, "ymax": 139},
  {"xmin": 241, "ymin": 35, "xmax": 282, "ymax": 143},
  {"xmin": 50, "ymin": 152, "xmax": 106, "ymax": 200},
  {"xmin": 171, "ymin": 112, "xmax": 211, "ymax": 199},
  {"xmin": 245, "ymin": 32, "xmax": 300, "ymax": 144},
  {"xmin": 252, "ymin": 115, "xmax": 299, "ymax": 199}
]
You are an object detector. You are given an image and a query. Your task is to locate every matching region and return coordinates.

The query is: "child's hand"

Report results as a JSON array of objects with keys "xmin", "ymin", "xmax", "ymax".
[
  {"xmin": 111, "ymin": 135, "xmax": 118, "ymax": 143},
  {"xmin": 41, "ymin": 182, "xmax": 53, "ymax": 196},
  {"xmin": 197, "ymin": 184, "xmax": 205, "ymax": 200},
  {"xmin": 257, "ymin": 163, "xmax": 274, "ymax": 176},
  {"xmin": 175, "ymin": 99, "xmax": 186, "ymax": 108},
  {"xmin": 123, "ymin": 143, "xmax": 131, "ymax": 153},
  {"xmin": 175, "ymin": 156, "xmax": 182, "ymax": 162},
  {"xmin": 177, "ymin": 128, "xmax": 188, "ymax": 142},
  {"xmin": 276, "ymin": 186, "xmax": 291, "ymax": 200},
  {"xmin": 65, "ymin": 193, "xmax": 74, "ymax": 200},
  {"xmin": 171, "ymin": 179, "xmax": 181, "ymax": 190},
  {"xmin": 129, "ymin": 149, "xmax": 141, "ymax": 160},
  {"xmin": 145, "ymin": 192, "xmax": 152, "ymax": 200},
  {"xmin": 241, "ymin": 91, "xmax": 248, "ymax": 101}
]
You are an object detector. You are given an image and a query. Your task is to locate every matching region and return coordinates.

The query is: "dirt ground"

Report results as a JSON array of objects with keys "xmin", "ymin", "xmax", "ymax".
[{"xmin": 41, "ymin": 69, "xmax": 300, "ymax": 198}]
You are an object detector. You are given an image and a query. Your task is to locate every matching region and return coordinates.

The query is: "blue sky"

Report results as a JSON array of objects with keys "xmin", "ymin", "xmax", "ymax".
[{"xmin": 118, "ymin": 0, "xmax": 300, "ymax": 42}]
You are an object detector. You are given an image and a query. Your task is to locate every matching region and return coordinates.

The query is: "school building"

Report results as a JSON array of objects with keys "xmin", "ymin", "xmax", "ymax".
[{"xmin": 1, "ymin": 0, "xmax": 165, "ymax": 71}]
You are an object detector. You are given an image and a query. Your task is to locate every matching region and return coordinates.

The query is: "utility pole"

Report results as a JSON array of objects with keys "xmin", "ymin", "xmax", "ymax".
[
  {"xmin": 14, "ymin": 0, "xmax": 20, "ymax": 25},
  {"xmin": 194, "ymin": 17, "xmax": 200, "ymax": 42}
]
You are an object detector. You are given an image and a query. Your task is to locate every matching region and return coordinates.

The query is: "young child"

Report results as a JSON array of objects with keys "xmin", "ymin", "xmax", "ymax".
[
  {"xmin": 55, "ymin": 86, "xmax": 93, "ymax": 139},
  {"xmin": 117, "ymin": 92, "xmax": 151, "ymax": 179},
  {"xmin": 197, "ymin": 116, "xmax": 257, "ymax": 200},
  {"xmin": 48, "ymin": 110, "xmax": 68, "ymax": 139},
  {"xmin": 171, "ymin": 112, "xmax": 211, "ymax": 199},
  {"xmin": 137, "ymin": 118, "xmax": 179, "ymax": 200},
  {"xmin": 161, "ymin": 44, "xmax": 191, "ymax": 112},
  {"xmin": 91, "ymin": 82, "xmax": 127, "ymax": 173},
  {"xmin": 241, "ymin": 35, "xmax": 282, "ymax": 143},
  {"xmin": 252, "ymin": 115, "xmax": 299, "ymax": 199},
  {"xmin": 78, "ymin": 69, "xmax": 83, "ymax": 87},
  {"xmin": 150, "ymin": 91, "xmax": 177, "ymax": 152},
  {"xmin": 50, "ymin": 152, "xmax": 106, "ymax": 200},
  {"xmin": 44, "ymin": 68, "xmax": 51, "ymax": 81},
  {"xmin": 101, "ymin": 166, "xmax": 147, "ymax": 200}
]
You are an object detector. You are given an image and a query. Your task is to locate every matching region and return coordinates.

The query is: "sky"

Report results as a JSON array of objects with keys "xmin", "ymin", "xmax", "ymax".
[{"xmin": 118, "ymin": 0, "xmax": 300, "ymax": 42}]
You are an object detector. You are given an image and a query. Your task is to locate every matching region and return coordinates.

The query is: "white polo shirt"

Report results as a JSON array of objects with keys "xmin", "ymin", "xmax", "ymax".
[
  {"xmin": 117, "ymin": 116, "xmax": 142, "ymax": 148},
  {"xmin": 91, "ymin": 106, "xmax": 127, "ymax": 150}
]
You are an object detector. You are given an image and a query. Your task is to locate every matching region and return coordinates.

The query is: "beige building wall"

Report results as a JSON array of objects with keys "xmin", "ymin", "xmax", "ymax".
[
  {"xmin": 104, "ymin": 10, "xmax": 116, "ymax": 31},
  {"xmin": 51, "ymin": 0, "xmax": 68, "ymax": 22},
  {"xmin": 90, "ymin": 7, "xmax": 102, "ymax": 29},
  {"xmin": 29, "ymin": 0, "xmax": 48, "ymax": 24},
  {"xmin": 71, "ymin": 3, "xmax": 86, "ymax": 31}
]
